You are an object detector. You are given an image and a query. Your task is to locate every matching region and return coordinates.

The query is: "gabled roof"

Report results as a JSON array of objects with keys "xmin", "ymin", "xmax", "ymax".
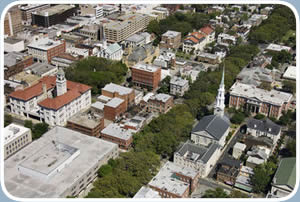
[
  {"xmin": 192, "ymin": 114, "xmax": 230, "ymax": 141},
  {"xmin": 273, "ymin": 157, "xmax": 296, "ymax": 189},
  {"xmin": 200, "ymin": 26, "xmax": 214, "ymax": 35},
  {"xmin": 247, "ymin": 118, "xmax": 281, "ymax": 136}
]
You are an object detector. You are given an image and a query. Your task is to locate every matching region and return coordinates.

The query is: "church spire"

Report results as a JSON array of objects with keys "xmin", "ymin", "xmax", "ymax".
[{"xmin": 214, "ymin": 65, "xmax": 225, "ymax": 116}]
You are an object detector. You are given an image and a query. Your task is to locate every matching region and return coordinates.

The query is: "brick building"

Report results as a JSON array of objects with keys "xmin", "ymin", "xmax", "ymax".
[
  {"xmin": 131, "ymin": 63, "xmax": 161, "ymax": 91},
  {"xmin": 67, "ymin": 112, "xmax": 104, "ymax": 137},
  {"xmin": 101, "ymin": 83, "xmax": 135, "ymax": 110},
  {"xmin": 148, "ymin": 161, "xmax": 200, "ymax": 198},
  {"xmin": 103, "ymin": 97, "xmax": 126, "ymax": 121},
  {"xmin": 101, "ymin": 123, "xmax": 135, "ymax": 150},
  {"xmin": 146, "ymin": 93, "xmax": 173, "ymax": 114},
  {"xmin": 160, "ymin": 30, "xmax": 181, "ymax": 49},
  {"xmin": 229, "ymin": 82, "xmax": 293, "ymax": 119},
  {"xmin": 27, "ymin": 38, "xmax": 66, "ymax": 63},
  {"xmin": 216, "ymin": 158, "xmax": 241, "ymax": 185},
  {"xmin": 4, "ymin": 5, "xmax": 23, "ymax": 37},
  {"xmin": 4, "ymin": 52, "xmax": 34, "ymax": 79}
]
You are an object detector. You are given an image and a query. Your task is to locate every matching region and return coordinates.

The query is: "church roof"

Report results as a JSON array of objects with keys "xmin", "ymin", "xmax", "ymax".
[{"xmin": 192, "ymin": 114, "xmax": 230, "ymax": 141}]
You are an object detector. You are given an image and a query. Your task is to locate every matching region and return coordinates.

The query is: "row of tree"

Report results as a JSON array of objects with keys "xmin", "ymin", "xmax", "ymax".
[{"xmin": 23, "ymin": 120, "xmax": 49, "ymax": 140}]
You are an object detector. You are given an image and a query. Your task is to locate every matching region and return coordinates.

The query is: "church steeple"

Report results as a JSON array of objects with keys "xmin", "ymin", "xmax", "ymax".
[{"xmin": 214, "ymin": 65, "xmax": 225, "ymax": 116}]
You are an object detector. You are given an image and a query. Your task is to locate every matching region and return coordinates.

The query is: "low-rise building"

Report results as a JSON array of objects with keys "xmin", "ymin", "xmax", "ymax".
[
  {"xmin": 170, "ymin": 76, "xmax": 189, "ymax": 96},
  {"xmin": 229, "ymin": 82, "xmax": 293, "ymax": 119},
  {"xmin": 153, "ymin": 51, "xmax": 176, "ymax": 69},
  {"xmin": 4, "ymin": 38, "xmax": 25, "ymax": 53},
  {"xmin": 216, "ymin": 157, "xmax": 241, "ymax": 185},
  {"xmin": 269, "ymin": 157, "xmax": 296, "ymax": 198},
  {"xmin": 148, "ymin": 161, "xmax": 200, "ymax": 198},
  {"xmin": 25, "ymin": 63, "xmax": 58, "ymax": 77},
  {"xmin": 246, "ymin": 146, "xmax": 271, "ymax": 168},
  {"xmin": 197, "ymin": 52, "xmax": 220, "ymax": 64},
  {"xmin": 67, "ymin": 111, "xmax": 104, "ymax": 138},
  {"xmin": 98, "ymin": 42, "xmax": 123, "ymax": 61},
  {"xmin": 282, "ymin": 66, "xmax": 296, "ymax": 81},
  {"xmin": 131, "ymin": 63, "xmax": 161, "ymax": 91},
  {"xmin": 232, "ymin": 142, "xmax": 246, "ymax": 159},
  {"xmin": 236, "ymin": 66, "xmax": 273, "ymax": 87},
  {"xmin": 101, "ymin": 123, "xmax": 135, "ymax": 150},
  {"xmin": 51, "ymin": 53, "xmax": 80, "ymax": 68},
  {"xmin": 217, "ymin": 33, "xmax": 236, "ymax": 46},
  {"xmin": 234, "ymin": 166, "xmax": 253, "ymax": 193},
  {"xmin": 160, "ymin": 30, "xmax": 181, "ymax": 49},
  {"xmin": 146, "ymin": 93, "xmax": 173, "ymax": 114},
  {"xmin": 27, "ymin": 38, "xmax": 66, "ymax": 63},
  {"xmin": 266, "ymin": 44, "xmax": 291, "ymax": 53},
  {"xmin": 4, "ymin": 126, "xmax": 119, "ymax": 198},
  {"xmin": 134, "ymin": 186, "xmax": 161, "ymax": 198},
  {"xmin": 183, "ymin": 31, "xmax": 206, "ymax": 53},
  {"xmin": 247, "ymin": 118, "xmax": 281, "ymax": 146},
  {"xmin": 103, "ymin": 97, "xmax": 126, "ymax": 121},
  {"xmin": 4, "ymin": 52, "xmax": 34, "ymax": 80},
  {"xmin": 4, "ymin": 123, "xmax": 32, "ymax": 160},
  {"xmin": 102, "ymin": 83, "xmax": 135, "ymax": 109}
]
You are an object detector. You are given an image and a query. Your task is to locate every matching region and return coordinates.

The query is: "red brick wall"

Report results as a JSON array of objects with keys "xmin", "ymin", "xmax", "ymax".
[
  {"xmin": 102, "ymin": 89, "xmax": 135, "ymax": 110},
  {"xmin": 103, "ymin": 100, "xmax": 126, "ymax": 121},
  {"xmin": 131, "ymin": 67, "xmax": 161, "ymax": 90},
  {"xmin": 101, "ymin": 132, "xmax": 132, "ymax": 150},
  {"xmin": 47, "ymin": 40, "xmax": 66, "ymax": 63}
]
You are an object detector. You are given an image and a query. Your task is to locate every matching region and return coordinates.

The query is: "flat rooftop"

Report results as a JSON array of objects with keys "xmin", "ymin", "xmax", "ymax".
[
  {"xmin": 4, "ymin": 124, "xmax": 30, "ymax": 145},
  {"xmin": 102, "ymin": 83, "xmax": 133, "ymax": 96},
  {"xmin": 68, "ymin": 112, "xmax": 103, "ymax": 129},
  {"xmin": 27, "ymin": 38, "xmax": 63, "ymax": 51},
  {"xmin": 230, "ymin": 82, "xmax": 293, "ymax": 106},
  {"xmin": 132, "ymin": 63, "xmax": 160, "ymax": 73},
  {"xmin": 101, "ymin": 123, "xmax": 134, "ymax": 141},
  {"xmin": 4, "ymin": 37, "xmax": 23, "ymax": 44},
  {"xmin": 34, "ymin": 5, "xmax": 75, "ymax": 16},
  {"xmin": 4, "ymin": 52, "xmax": 30, "ymax": 67},
  {"xmin": 25, "ymin": 63, "xmax": 57, "ymax": 76},
  {"xmin": 150, "ymin": 93, "xmax": 172, "ymax": 103},
  {"xmin": 162, "ymin": 30, "xmax": 180, "ymax": 38},
  {"xmin": 4, "ymin": 126, "xmax": 118, "ymax": 198},
  {"xmin": 170, "ymin": 76, "xmax": 188, "ymax": 87},
  {"xmin": 148, "ymin": 161, "xmax": 195, "ymax": 197},
  {"xmin": 105, "ymin": 97, "xmax": 124, "ymax": 108}
]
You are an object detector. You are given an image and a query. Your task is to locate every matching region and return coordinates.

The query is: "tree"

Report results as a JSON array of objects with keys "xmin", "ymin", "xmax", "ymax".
[
  {"xmin": 282, "ymin": 80, "xmax": 296, "ymax": 94},
  {"xmin": 230, "ymin": 190, "xmax": 248, "ymax": 198},
  {"xmin": 286, "ymin": 139, "xmax": 296, "ymax": 157},
  {"xmin": 4, "ymin": 114, "xmax": 13, "ymax": 127},
  {"xmin": 32, "ymin": 123, "xmax": 49, "ymax": 140},
  {"xmin": 230, "ymin": 112, "xmax": 245, "ymax": 124},
  {"xmin": 24, "ymin": 120, "xmax": 33, "ymax": 130},
  {"xmin": 203, "ymin": 188, "xmax": 229, "ymax": 198},
  {"xmin": 254, "ymin": 113, "xmax": 266, "ymax": 120},
  {"xmin": 97, "ymin": 164, "xmax": 113, "ymax": 177},
  {"xmin": 251, "ymin": 161, "xmax": 276, "ymax": 193}
]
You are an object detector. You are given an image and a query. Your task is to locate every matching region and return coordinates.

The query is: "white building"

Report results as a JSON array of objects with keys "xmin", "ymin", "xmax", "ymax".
[
  {"xmin": 217, "ymin": 33, "xmax": 236, "ymax": 46},
  {"xmin": 266, "ymin": 44, "xmax": 291, "ymax": 52},
  {"xmin": 98, "ymin": 38, "xmax": 123, "ymax": 61},
  {"xmin": 153, "ymin": 51, "xmax": 175, "ymax": 69},
  {"xmin": 4, "ymin": 123, "xmax": 32, "ymax": 160},
  {"xmin": 170, "ymin": 76, "xmax": 189, "ymax": 96},
  {"xmin": 4, "ymin": 38, "xmax": 25, "ymax": 53},
  {"xmin": 79, "ymin": 4, "xmax": 103, "ymax": 18},
  {"xmin": 4, "ymin": 126, "xmax": 119, "ymax": 198},
  {"xmin": 232, "ymin": 142, "xmax": 246, "ymax": 159},
  {"xmin": 9, "ymin": 69, "xmax": 91, "ymax": 126},
  {"xmin": 66, "ymin": 46, "xmax": 89, "ymax": 58},
  {"xmin": 282, "ymin": 66, "xmax": 296, "ymax": 80},
  {"xmin": 174, "ymin": 67, "xmax": 230, "ymax": 177}
]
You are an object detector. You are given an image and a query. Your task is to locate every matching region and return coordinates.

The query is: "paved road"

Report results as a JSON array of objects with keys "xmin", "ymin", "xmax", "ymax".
[{"xmin": 208, "ymin": 127, "xmax": 241, "ymax": 179}]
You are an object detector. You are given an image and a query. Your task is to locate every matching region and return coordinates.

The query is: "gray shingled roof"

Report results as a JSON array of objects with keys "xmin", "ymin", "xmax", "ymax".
[
  {"xmin": 247, "ymin": 118, "xmax": 281, "ymax": 136},
  {"xmin": 192, "ymin": 115, "xmax": 230, "ymax": 141}
]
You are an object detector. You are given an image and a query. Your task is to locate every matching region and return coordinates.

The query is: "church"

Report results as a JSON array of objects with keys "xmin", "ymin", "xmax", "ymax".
[
  {"xmin": 9, "ymin": 69, "xmax": 92, "ymax": 126},
  {"xmin": 174, "ymin": 67, "xmax": 231, "ymax": 177}
]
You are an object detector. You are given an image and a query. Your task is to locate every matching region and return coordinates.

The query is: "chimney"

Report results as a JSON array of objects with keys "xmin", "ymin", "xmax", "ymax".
[{"xmin": 42, "ymin": 83, "xmax": 47, "ymax": 98}]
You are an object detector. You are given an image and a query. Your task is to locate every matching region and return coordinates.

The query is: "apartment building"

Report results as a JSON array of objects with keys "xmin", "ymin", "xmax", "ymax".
[
  {"xmin": 160, "ymin": 30, "xmax": 181, "ymax": 49},
  {"xmin": 146, "ymin": 93, "xmax": 173, "ymax": 114},
  {"xmin": 170, "ymin": 77, "xmax": 189, "ymax": 96},
  {"xmin": 103, "ymin": 97, "xmax": 127, "ymax": 121},
  {"xmin": 4, "ymin": 5, "xmax": 23, "ymax": 37},
  {"xmin": 4, "ymin": 123, "xmax": 32, "ymax": 160},
  {"xmin": 131, "ymin": 63, "xmax": 161, "ymax": 91},
  {"xmin": 104, "ymin": 13, "xmax": 151, "ymax": 42}
]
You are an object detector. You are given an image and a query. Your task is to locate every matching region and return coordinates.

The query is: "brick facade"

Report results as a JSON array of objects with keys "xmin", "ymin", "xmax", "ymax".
[
  {"xmin": 101, "ymin": 89, "xmax": 135, "ymax": 110},
  {"xmin": 100, "ymin": 132, "xmax": 132, "ymax": 150},
  {"xmin": 103, "ymin": 100, "xmax": 126, "ymax": 121},
  {"xmin": 4, "ymin": 56, "xmax": 34, "ymax": 79},
  {"xmin": 66, "ymin": 117, "xmax": 104, "ymax": 138},
  {"xmin": 147, "ymin": 96, "xmax": 173, "ymax": 114},
  {"xmin": 131, "ymin": 67, "xmax": 161, "ymax": 91}
]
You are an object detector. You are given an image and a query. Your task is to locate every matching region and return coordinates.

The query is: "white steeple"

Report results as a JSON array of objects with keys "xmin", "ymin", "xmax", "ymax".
[
  {"xmin": 214, "ymin": 65, "xmax": 225, "ymax": 116},
  {"xmin": 56, "ymin": 68, "xmax": 67, "ymax": 96}
]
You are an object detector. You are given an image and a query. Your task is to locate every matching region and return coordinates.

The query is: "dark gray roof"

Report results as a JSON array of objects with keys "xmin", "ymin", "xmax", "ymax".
[
  {"xmin": 176, "ymin": 141, "xmax": 220, "ymax": 163},
  {"xmin": 192, "ymin": 115, "xmax": 230, "ymax": 141},
  {"xmin": 219, "ymin": 156, "xmax": 241, "ymax": 168},
  {"xmin": 247, "ymin": 118, "xmax": 281, "ymax": 136}
]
